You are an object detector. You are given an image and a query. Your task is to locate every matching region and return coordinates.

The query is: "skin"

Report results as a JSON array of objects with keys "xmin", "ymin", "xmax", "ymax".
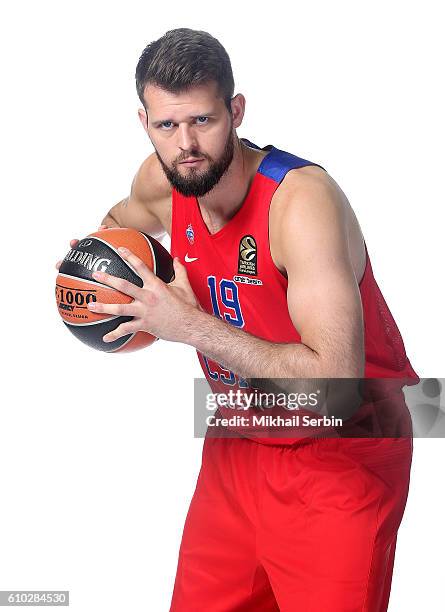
[{"xmin": 56, "ymin": 80, "xmax": 367, "ymax": 379}]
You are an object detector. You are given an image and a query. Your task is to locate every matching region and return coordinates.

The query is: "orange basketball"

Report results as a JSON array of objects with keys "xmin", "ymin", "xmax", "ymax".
[{"xmin": 55, "ymin": 228, "xmax": 174, "ymax": 353}]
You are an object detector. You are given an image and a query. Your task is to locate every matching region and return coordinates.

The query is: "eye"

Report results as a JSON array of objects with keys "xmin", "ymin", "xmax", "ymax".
[
  {"xmin": 160, "ymin": 121, "xmax": 174, "ymax": 130},
  {"xmin": 196, "ymin": 116, "xmax": 209, "ymax": 125}
]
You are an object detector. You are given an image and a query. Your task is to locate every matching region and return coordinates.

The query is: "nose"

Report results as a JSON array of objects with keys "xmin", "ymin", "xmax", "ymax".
[{"xmin": 177, "ymin": 123, "xmax": 198, "ymax": 155}]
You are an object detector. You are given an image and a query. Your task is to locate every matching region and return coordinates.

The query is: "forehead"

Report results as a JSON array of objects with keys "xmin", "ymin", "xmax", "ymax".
[{"xmin": 144, "ymin": 81, "xmax": 225, "ymax": 115}]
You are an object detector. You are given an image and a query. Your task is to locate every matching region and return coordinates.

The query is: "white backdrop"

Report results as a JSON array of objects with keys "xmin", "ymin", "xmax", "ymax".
[{"xmin": 1, "ymin": 1, "xmax": 443, "ymax": 610}]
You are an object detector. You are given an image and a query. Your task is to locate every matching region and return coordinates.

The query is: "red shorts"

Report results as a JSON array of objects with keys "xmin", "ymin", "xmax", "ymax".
[{"xmin": 169, "ymin": 434, "xmax": 413, "ymax": 611}]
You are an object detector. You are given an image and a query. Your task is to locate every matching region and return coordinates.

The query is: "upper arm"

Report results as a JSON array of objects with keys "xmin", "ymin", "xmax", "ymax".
[
  {"xmin": 274, "ymin": 173, "xmax": 365, "ymax": 377},
  {"xmin": 104, "ymin": 153, "xmax": 172, "ymax": 239}
]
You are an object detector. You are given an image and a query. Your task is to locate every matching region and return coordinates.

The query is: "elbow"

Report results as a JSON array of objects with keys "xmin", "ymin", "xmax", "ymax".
[
  {"xmin": 101, "ymin": 212, "xmax": 120, "ymax": 228},
  {"xmin": 312, "ymin": 348, "xmax": 365, "ymax": 379}
]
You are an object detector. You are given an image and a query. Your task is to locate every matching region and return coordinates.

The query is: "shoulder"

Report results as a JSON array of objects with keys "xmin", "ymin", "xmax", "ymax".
[
  {"xmin": 269, "ymin": 166, "xmax": 350, "ymax": 272},
  {"xmin": 272, "ymin": 165, "xmax": 346, "ymax": 218}
]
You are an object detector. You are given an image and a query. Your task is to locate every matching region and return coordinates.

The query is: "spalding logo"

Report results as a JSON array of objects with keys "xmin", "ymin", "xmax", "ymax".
[{"xmin": 64, "ymin": 249, "xmax": 111, "ymax": 273}]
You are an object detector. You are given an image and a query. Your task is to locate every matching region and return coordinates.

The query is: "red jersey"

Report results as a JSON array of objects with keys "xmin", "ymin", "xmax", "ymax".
[{"xmin": 170, "ymin": 138, "xmax": 419, "ymax": 444}]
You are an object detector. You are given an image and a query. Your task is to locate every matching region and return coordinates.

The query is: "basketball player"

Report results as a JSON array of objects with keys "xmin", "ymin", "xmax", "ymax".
[{"xmin": 56, "ymin": 28, "xmax": 419, "ymax": 611}]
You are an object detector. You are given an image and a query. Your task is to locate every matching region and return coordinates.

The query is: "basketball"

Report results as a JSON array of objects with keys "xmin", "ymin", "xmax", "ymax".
[{"xmin": 55, "ymin": 228, "xmax": 174, "ymax": 353}]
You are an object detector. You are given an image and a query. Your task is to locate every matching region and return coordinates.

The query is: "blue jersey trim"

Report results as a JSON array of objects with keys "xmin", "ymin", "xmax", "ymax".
[{"xmin": 240, "ymin": 137, "xmax": 326, "ymax": 182}]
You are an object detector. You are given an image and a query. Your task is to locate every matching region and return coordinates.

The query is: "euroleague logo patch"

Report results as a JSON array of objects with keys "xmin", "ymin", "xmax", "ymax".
[
  {"xmin": 238, "ymin": 235, "xmax": 257, "ymax": 275},
  {"xmin": 186, "ymin": 223, "xmax": 195, "ymax": 245}
]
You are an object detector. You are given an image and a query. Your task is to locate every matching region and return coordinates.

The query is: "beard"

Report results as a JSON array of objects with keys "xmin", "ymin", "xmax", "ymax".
[{"xmin": 154, "ymin": 128, "xmax": 235, "ymax": 197}]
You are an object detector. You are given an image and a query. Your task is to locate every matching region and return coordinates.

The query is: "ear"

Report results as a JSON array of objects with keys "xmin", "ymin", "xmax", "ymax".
[
  {"xmin": 230, "ymin": 93, "xmax": 246, "ymax": 129},
  {"xmin": 138, "ymin": 107, "xmax": 149, "ymax": 133}
]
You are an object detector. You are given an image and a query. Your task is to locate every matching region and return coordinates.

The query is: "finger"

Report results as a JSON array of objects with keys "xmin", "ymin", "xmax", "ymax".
[
  {"xmin": 117, "ymin": 247, "xmax": 159, "ymax": 286},
  {"xmin": 103, "ymin": 320, "xmax": 141, "ymax": 343},
  {"xmin": 55, "ymin": 260, "xmax": 62, "ymax": 270},
  {"xmin": 91, "ymin": 270, "xmax": 143, "ymax": 299},
  {"xmin": 87, "ymin": 300, "xmax": 139, "ymax": 317}
]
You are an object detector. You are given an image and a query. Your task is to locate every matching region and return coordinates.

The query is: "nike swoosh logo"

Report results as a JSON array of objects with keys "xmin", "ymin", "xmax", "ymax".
[{"xmin": 185, "ymin": 254, "xmax": 199, "ymax": 262}]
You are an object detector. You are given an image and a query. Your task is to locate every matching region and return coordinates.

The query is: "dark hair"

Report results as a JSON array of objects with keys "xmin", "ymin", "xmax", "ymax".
[{"xmin": 135, "ymin": 28, "xmax": 235, "ymax": 112}]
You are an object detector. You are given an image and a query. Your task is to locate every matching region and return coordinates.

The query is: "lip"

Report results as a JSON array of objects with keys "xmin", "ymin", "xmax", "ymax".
[{"xmin": 180, "ymin": 158, "xmax": 204, "ymax": 164}]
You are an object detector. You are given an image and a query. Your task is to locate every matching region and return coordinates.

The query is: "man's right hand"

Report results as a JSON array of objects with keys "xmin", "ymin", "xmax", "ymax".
[{"xmin": 55, "ymin": 225, "xmax": 108, "ymax": 270}]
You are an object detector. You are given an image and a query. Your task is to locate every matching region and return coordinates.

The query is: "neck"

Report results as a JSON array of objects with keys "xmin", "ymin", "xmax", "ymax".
[{"xmin": 197, "ymin": 137, "xmax": 266, "ymax": 228}]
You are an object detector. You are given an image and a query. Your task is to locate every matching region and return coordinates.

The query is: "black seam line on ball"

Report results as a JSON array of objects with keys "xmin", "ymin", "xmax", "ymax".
[
  {"xmin": 59, "ymin": 272, "xmax": 126, "ymax": 295},
  {"xmin": 56, "ymin": 283, "xmax": 97, "ymax": 292},
  {"xmin": 63, "ymin": 315, "xmax": 121, "ymax": 326}
]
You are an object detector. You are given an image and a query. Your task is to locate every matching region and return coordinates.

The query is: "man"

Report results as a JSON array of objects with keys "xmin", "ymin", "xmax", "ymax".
[{"xmin": 57, "ymin": 28, "xmax": 418, "ymax": 611}]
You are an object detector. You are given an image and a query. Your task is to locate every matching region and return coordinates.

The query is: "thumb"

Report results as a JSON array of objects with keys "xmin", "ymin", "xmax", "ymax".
[{"xmin": 172, "ymin": 257, "xmax": 189, "ymax": 282}]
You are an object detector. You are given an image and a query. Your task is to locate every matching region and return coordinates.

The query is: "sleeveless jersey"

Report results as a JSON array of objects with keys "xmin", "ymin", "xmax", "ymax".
[{"xmin": 170, "ymin": 138, "xmax": 419, "ymax": 445}]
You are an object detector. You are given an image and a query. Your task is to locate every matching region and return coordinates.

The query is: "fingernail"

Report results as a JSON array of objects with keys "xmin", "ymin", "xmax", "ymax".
[{"xmin": 118, "ymin": 247, "xmax": 128, "ymax": 253}]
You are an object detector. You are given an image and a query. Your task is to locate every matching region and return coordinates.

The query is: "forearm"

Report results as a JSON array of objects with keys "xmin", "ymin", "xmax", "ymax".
[
  {"xmin": 181, "ymin": 308, "xmax": 364, "ymax": 419},
  {"xmin": 181, "ymin": 307, "xmax": 323, "ymax": 379}
]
